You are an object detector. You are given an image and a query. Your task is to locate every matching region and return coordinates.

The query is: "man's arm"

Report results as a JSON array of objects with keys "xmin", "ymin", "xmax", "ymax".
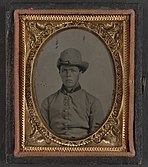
[
  {"xmin": 40, "ymin": 98, "xmax": 50, "ymax": 126},
  {"xmin": 89, "ymin": 98, "xmax": 104, "ymax": 133}
]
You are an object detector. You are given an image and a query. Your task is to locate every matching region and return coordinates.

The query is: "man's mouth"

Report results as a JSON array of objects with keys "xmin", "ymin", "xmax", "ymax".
[{"xmin": 66, "ymin": 79, "xmax": 73, "ymax": 82}]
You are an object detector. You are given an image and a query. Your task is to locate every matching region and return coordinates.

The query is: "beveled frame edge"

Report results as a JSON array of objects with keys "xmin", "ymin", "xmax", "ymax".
[
  {"xmin": 128, "ymin": 9, "xmax": 135, "ymax": 157},
  {"xmin": 13, "ymin": 9, "xmax": 135, "ymax": 157},
  {"xmin": 14, "ymin": 10, "xmax": 21, "ymax": 156}
]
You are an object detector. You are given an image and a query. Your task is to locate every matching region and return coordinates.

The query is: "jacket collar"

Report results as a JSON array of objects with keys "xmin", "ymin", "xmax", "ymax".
[{"xmin": 61, "ymin": 83, "xmax": 81, "ymax": 94}]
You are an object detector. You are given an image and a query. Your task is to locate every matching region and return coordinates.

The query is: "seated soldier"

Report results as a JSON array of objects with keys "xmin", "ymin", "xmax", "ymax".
[{"xmin": 40, "ymin": 48, "xmax": 104, "ymax": 139}]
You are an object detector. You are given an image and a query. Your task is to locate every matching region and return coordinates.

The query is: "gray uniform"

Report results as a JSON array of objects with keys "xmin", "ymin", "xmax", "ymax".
[{"xmin": 40, "ymin": 85, "xmax": 104, "ymax": 139}]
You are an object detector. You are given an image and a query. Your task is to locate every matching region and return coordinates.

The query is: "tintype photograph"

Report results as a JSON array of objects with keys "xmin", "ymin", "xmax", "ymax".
[
  {"xmin": 34, "ymin": 29, "xmax": 114, "ymax": 139},
  {"xmin": 14, "ymin": 9, "xmax": 135, "ymax": 156}
]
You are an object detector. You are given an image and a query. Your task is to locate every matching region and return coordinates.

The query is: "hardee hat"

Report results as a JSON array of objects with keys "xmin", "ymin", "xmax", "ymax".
[{"xmin": 57, "ymin": 48, "xmax": 89, "ymax": 73}]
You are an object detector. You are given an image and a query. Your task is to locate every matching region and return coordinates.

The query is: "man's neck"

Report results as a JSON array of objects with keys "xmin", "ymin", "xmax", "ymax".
[
  {"xmin": 65, "ymin": 87, "xmax": 73, "ymax": 92},
  {"xmin": 61, "ymin": 83, "xmax": 81, "ymax": 93}
]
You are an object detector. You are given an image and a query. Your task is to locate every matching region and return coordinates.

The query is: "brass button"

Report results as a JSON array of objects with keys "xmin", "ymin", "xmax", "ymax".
[
  {"xmin": 65, "ymin": 97, "xmax": 69, "ymax": 100},
  {"xmin": 64, "ymin": 109, "xmax": 68, "ymax": 112},
  {"xmin": 63, "ymin": 123, "xmax": 68, "ymax": 126},
  {"xmin": 64, "ymin": 131, "xmax": 68, "ymax": 135},
  {"xmin": 64, "ymin": 103, "xmax": 68, "ymax": 106},
  {"xmin": 64, "ymin": 116, "xmax": 68, "ymax": 120}
]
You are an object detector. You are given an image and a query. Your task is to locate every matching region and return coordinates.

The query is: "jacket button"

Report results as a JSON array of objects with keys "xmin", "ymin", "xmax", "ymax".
[
  {"xmin": 64, "ymin": 109, "xmax": 68, "ymax": 112},
  {"xmin": 64, "ymin": 131, "xmax": 68, "ymax": 135},
  {"xmin": 64, "ymin": 116, "xmax": 68, "ymax": 120},
  {"xmin": 64, "ymin": 98, "xmax": 68, "ymax": 100},
  {"xmin": 63, "ymin": 123, "xmax": 68, "ymax": 126}
]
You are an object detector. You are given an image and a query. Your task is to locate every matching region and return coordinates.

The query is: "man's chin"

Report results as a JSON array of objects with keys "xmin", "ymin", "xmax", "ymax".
[
  {"xmin": 64, "ymin": 82, "xmax": 74, "ymax": 87},
  {"xmin": 64, "ymin": 85, "xmax": 74, "ymax": 89}
]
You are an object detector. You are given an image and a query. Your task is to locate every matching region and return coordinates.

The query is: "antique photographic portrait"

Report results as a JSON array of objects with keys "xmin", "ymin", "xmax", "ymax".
[
  {"xmin": 14, "ymin": 9, "xmax": 135, "ymax": 156},
  {"xmin": 34, "ymin": 29, "xmax": 115, "ymax": 139}
]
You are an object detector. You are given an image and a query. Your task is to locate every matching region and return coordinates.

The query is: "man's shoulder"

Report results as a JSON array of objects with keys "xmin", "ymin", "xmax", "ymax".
[
  {"xmin": 81, "ymin": 89, "xmax": 100, "ymax": 103},
  {"xmin": 81, "ymin": 89, "xmax": 103, "ymax": 113},
  {"xmin": 42, "ymin": 90, "xmax": 60, "ymax": 104}
]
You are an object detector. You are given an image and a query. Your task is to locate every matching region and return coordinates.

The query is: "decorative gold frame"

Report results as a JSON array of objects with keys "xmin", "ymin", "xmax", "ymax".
[{"xmin": 14, "ymin": 9, "xmax": 135, "ymax": 156}]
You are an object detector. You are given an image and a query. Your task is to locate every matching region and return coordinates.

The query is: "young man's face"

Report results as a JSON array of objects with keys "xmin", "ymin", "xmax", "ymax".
[{"xmin": 59, "ymin": 65, "xmax": 81, "ymax": 89}]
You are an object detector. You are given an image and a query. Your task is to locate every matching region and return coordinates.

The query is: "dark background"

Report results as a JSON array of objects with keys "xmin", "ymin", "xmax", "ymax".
[{"xmin": 0, "ymin": 0, "xmax": 148, "ymax": 166}]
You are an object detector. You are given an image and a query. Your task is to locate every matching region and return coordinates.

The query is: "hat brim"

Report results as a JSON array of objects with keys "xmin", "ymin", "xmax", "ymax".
[{"xmin": 57, "ymin": 61, "xmax": 89, "ymax": 73}]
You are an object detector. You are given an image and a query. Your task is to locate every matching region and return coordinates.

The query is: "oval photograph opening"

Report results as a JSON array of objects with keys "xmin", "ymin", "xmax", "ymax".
[{"xmin": 33, "ymin": 28, "xmax": 115, "ymax": 140}]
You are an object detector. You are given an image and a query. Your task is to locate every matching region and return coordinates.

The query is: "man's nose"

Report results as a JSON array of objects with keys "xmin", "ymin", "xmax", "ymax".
[{"xmin": 66, "ymin": 70, "xmax": 71, "ymax": 76}]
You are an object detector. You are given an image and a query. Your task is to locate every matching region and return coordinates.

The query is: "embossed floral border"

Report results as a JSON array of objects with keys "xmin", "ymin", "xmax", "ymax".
[{"xmin": 14, "ymin": 9, "xmax": 135, "ymax": 156}]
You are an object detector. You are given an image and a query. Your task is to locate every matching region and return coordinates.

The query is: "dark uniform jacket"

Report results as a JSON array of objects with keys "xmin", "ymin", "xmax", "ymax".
[{"xmin": 40, "ymin": 85, "xmax": 104, "ymax": 139}]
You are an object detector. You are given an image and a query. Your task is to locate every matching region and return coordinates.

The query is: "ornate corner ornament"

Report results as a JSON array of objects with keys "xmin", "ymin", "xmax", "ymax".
[{"xmin": 14, "ymin": 9, "xmax": 135, "ymax": 156}]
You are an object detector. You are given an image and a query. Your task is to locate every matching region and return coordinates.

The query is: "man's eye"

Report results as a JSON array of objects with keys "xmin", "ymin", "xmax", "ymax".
[
  {"xmin": 71, "ymin": 69, "xmax": 77, "ymax": 72},
  {"xmin": 62, "ymin": 69, "xmax": 67, "ymax": 72}
]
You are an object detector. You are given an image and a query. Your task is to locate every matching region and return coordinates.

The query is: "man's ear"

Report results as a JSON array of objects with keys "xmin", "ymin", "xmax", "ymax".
[
  {"xmin": 79, "ymin": 71, "xmax": 82, "ymax": 76},
  {"xmin": 58, "ymin": 66, "xmax": 61, "ymax": 73},
  {"xmin": 78, "ymin": 67, "xmax": 82, "ymax": 74}
]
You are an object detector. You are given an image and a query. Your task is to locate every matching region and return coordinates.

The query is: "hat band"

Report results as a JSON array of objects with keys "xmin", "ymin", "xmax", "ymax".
[{"xmin": 60, "ymin": 60, "xmax": 83, "ymax": 65}]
